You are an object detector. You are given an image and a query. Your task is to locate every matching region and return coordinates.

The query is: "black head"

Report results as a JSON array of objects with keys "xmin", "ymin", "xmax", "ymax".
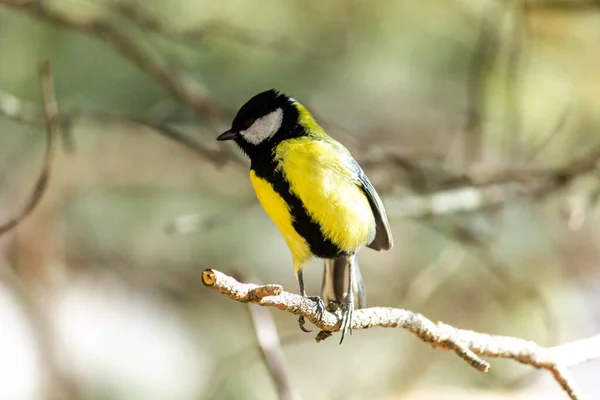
[{"xmin": 217, "ymin": 89, "xmax": 300, "ymax": 155}]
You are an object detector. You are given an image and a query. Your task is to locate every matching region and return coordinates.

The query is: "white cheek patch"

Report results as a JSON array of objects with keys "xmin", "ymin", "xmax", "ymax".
[{"xmin": 241, "ymin": 108, "xmax": 283, "ymax": 145}]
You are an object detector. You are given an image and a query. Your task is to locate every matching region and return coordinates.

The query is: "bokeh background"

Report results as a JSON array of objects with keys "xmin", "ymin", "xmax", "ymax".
[{"xmin": 1, "ymin": 0, "xmax": 600, "ymax": 399}]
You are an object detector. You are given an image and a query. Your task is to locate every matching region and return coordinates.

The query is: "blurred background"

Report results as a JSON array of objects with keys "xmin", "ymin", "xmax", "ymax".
[{"xmin": 1, "ymin": 0, "xmax": 600, "ymax": 399}]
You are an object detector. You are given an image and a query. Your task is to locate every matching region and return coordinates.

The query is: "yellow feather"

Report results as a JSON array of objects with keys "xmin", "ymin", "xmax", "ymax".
[
  {"xmin": 275, "ymin": 137, "xmax": 375, "ymax": 254},
  {"xmin": 250, "ymin": 170, "xmax": 313, "ymax": 269},
  {"xmin": 294, "ymin": 103, "xmax": 327, "ymax": 138}
]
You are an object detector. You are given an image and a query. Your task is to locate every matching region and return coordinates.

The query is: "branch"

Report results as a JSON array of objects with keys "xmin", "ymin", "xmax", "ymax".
[
  {"xmin": 60, "ymin": 108, "xmax": 243, "ymax": 167},
  {"xmin": 463, "ymin": 2, "xmax": 501, "ymax": 167},
  {"xmin": 385, "ymin": 185, "xmax": 510, "ymax": 219},
  {"xmin": 0, "ymin": 61, "xmax": 58, "ymax": 237},
  {"xmin": 238, "ymin": 270, "xmax": 301, "ymax": 400},
  {"xmin": 382, "ymin": 142, "xmax": 600, "ymax": 219},
  {"xmin": 247, "ymin": 303, "xmax": 301, "ymax": 400},
  {"xmin": 0, "ymin": 88, "xmax": 243, "ymax": 167},
  {"xmin": 504, "ymin": 0, "xmax": 527, "ymax": 162},
  {"xmin": 108, "ymin": 0, "xmax": 318, "ymax": 58},
  {"xmin": 202, "ymin": 269, "xmax": 597, "ymax": 400},
  {"xmin": 0, "ymin": 0, "xmax": 231, "ymax": 120}
]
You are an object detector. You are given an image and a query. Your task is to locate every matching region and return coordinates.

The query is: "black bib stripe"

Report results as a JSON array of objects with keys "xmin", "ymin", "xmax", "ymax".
[{"xmin": 251, "ymin": 159, "xmax": 347, "ymax": 259}]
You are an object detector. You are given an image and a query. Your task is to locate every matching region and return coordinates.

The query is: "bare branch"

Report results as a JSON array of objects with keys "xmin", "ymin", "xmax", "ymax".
[
  {"xmin": 68, "ymin": 108, "xmax": 243, "ymax": 167},
  {"xmin": 0, "ymin": 0, "xmax": 231, "ymax": 120},
  {"xmin": 525, "ymin": 105, "xmax": 571, "ymax": 163},
  {"xmin": 248, "ymin": 304, "xmax": 301, "ymax": 400},
  {"xmin": 0, "ymin": 88, "xmax": 243, "ymax": 167},
  {"xmin": 108, "ymin": 0, "xmax": 317, "ymax": 58},
  {"xmin": 463, "ymin": 3, "xmax": 500, "ymax": 166},
  {"xmin": 504, "ymin": 0, "xmax": 528, "ymax": 162},
  {"xmin": 550, "ymin": 334, "xmax": 600, "ymax": 367},
  {"xmin": 436, "ymin": 144, "xmax": 600, "ymax": 190},
  {"xmin": 203, "ymin": 269, "xmax": 595, "ymax": 400},
  {"xmin": 384, "ymin": 140, "xmax": 600, "ymax": 218},
  {"xmin": 239, "ymin": 270, "xmax": 300, "ymax": 400},
  {"xmin": 385, "ymin": 185, "xmax": 510, "ymax": 219},
  {"xmin": 0, "ymin": 61, "xmax": 58, "ymax": 237}
]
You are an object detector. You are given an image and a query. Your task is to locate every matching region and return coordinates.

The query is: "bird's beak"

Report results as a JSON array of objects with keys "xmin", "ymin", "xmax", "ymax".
[{"xmin": 216, "ymin": 130, "xmax": 240, "ymax": 141}]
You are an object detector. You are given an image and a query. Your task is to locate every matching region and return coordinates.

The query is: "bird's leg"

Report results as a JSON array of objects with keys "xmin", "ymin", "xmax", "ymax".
[
  {"xmin": 296, "ymin": 269, "xmax": 326, "ymax": 333},
  {"xmin": 339, "ymin": 258, "xmax": 355, "ymax": 344}
]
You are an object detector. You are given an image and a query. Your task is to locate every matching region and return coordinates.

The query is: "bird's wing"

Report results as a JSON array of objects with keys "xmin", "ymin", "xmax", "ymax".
[{"xmin": 351, "ymin": 160, "xmax": 393, "ymax": 251}]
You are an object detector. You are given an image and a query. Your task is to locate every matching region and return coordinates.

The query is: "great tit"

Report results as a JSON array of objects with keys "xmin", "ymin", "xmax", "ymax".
[{"xmin": 217, "ymin": 90, "xmax": 393, "ymax": 343}]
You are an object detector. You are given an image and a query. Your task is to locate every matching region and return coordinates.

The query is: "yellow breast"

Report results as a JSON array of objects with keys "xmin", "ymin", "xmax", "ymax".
[
  {"xmin": 275, "ymin": 137, "xmax": 375, "ymax": 253},
  {"xmin": 250, "ymin": 171, "xmax": 313, "ymax": 267}
]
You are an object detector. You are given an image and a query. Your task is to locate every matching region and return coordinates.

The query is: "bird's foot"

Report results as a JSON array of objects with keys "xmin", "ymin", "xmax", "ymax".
[
  {"xmin": 308, "ymin": 295, "xmax": 326, "ymax": 320},
  {"xmin": 339, "ymin": 293, "xmax": 354, "ymax": 344},
  {"xmin": 297, "ymin": 295, "xmax": 326, "ymax": 333}
]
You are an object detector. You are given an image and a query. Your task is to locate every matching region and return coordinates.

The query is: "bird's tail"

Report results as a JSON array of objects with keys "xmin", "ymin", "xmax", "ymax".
[{"xmin": 321, "ymin": 255, "xmax": 367, "ymax": 310}]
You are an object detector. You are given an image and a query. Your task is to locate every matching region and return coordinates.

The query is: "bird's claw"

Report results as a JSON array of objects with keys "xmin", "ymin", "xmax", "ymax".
[
  {"xmin": 298, "ymin": 315, "xmax": 312, "ymax": 332},
  {"xmin": 297, "ymin": 295, "xmax": 326, "ymax": 333},
  {"xmin": 339, "ymin": 293, "xmax": 354, "ymax": 344},
  {"xmin": 307, "ymin": 295, "xmax": 326, "ymax": 321}
]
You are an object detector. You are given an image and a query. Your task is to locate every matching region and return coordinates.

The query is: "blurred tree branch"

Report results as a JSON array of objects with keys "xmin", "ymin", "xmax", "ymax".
[
  {"xmin": 380, "ymin": 143, "xmax": 600, "ymax": 219},
  {"xmin": 0, "ymin": 0, "xmax": 231, "ymax": 120},
  {"xmin": 463, "ymin": 2, "xmax": 501, "ymax": 166},
  {"xmin": 504, "ymin": 0, "xmax": 528, "ymax": 162},
  {"xmin": 0, "ymin": 62, "xmax": 58, "ymax": 237},
  {"xmin": 203, "ymin": 269, "xmax": 598, "ymax": 400},
  {"xmin": 0, "ymin": 89, "xmax": 243, "ymax": 167},
  {"xmin": 0, "ymin": 61, "xmax": 79, "ymax": 399},
  {"xmin": 107, "ymin": 0, "xmax": 318, "ymax": 57},
  {"xmin": 247, "ymin": 299, "xmax": 301, "ymax": 400}
]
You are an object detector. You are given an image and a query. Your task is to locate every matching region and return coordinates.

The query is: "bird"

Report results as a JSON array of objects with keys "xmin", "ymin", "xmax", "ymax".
[{"xmin": 217, "ymin": 89, "xmax": 393, "ymax": 343}]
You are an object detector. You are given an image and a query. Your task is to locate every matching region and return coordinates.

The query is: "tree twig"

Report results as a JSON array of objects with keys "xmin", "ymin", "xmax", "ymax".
[
  {"xmin": 0, "ymin": 0, "xmax": 231, "ymax": 120},
  {"xmin": 247, "ymin": 304, "xmax": 301, "ymax": 400},
  {"xmin": 0, "ymin": 61, "xmax": 58, "ymax": 237},
  {"xmin": 504, "ymin": 0, "xmax": 527, "ymax": 162},
  {"xmin": 463, "ymin": 3, "xmax": 500, "ymax": 167},
  {"xmin": 384, "ymin": 138, "xmax": 600, "ymax": 217},
  {"xmin": 0, "ymin": 88, "xmax": 243, "ymax": 167},
  {"xmin": 239, "ymin": 270, "xmax": 300, "ymax": 400},
  {"xmin": 202, "ymin": 269, "xmax": 595, "ymax": 400},
  {"xmin": 107, "ymin": 0, "xmax": 317, "ymax": 57}
]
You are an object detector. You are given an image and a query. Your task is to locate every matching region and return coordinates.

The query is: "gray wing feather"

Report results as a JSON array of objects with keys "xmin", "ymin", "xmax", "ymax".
[{"xmin": 353, "ymin": 161, "xmax": 393, "ymax": 251}]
